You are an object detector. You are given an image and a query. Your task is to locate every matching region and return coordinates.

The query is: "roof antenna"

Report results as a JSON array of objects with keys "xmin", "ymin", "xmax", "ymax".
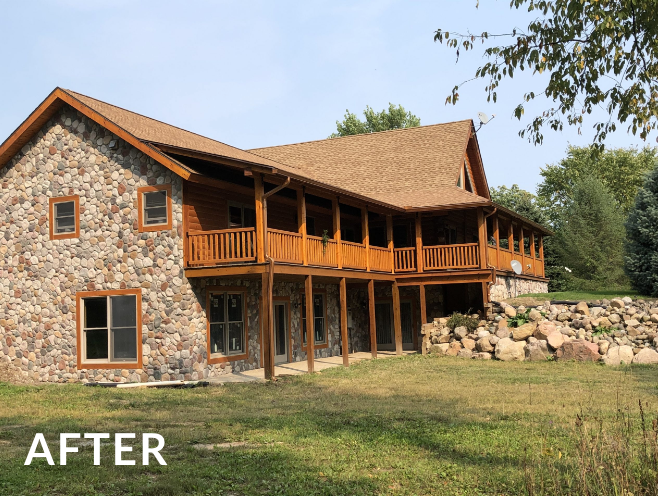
[{"xmin": 475, "ymin": 112, "xmax": 495, "ymax": 132}]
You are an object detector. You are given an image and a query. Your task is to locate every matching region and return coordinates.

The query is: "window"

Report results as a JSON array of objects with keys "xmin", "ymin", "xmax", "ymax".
[
  {"xmin": 49, "ymin": 196, "xmax": 79, "ymax": 240},
  {"xmin": 228, "ymin": 203, "xmax": 256, "ymax": 229},
  {"xmin": 138, "ymin": 185, "xmax": 172, "ymax": 232},
  {"xmin": 301, "ymin": 293, "xmax": 327, "ymax": 346},
  {"xmin": 76, "ymin": 289, "xmax": 141, "ymax": 369},
  {"xmin": 207, "ymin": 288, "xmax": 247, "ymax": 362},
  {"xmin": 306, "ymin": 216, "xmax": 316, "ymax": 237}
]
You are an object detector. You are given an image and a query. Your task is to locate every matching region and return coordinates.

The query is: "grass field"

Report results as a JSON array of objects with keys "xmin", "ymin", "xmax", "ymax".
[
  {"xmin": 1, "ymin": 355, "xmax": 658, "ymax": 495},
  {"xmin": 504, "ymin": 289, "xmax": 653, "ymax": 306}
]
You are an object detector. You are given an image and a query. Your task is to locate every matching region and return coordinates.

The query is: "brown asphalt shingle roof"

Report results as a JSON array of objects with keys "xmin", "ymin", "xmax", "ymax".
[{"xmin": 248, "ymin": 121, "xmax": 488, "ymax": 209}]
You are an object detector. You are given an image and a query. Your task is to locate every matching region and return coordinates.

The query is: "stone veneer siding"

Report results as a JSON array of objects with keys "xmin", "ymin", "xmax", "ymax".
[
  {"xmin": 489, "ymin": 274, "xmax": 549, "ymax": 301},
  {"xmin": 0, "ymin": 104, "xmax": 342, "ymax": 383}
]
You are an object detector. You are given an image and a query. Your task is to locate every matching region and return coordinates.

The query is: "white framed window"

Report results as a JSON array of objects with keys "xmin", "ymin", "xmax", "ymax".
[
  {"xmin": 78, "ymin": 290, "xmax": 141, "ymax": 367},
  {"xmin": 301, "ymin": 293, "xmax": 327, "ymax": 345},
  {"xmin": 208, "ymin": 291, "xmax": 246, "ymax": 357}
]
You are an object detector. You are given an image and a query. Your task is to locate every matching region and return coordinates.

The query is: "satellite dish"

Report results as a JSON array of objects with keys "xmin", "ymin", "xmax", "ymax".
[
  {"xmin": 478, "ymin": 112, "xmax": 490, "ymax": 124},
  {"xmin": 510, "ymin": 260, "xmax": 523, "ymax": 275}
]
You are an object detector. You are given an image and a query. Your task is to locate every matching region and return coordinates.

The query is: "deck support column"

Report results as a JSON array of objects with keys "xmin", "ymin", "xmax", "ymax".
[
  {"xmin": 520, "ymin": 226, "xmax": 525, "ymax": 274},
  {"xmin": 530, "ymin": 231, "xmax": 536, "ymax": 276},
  {"xmin": 261, "ymin": 271, "xmax": 274, "ymax": 380},
  {"xmin": 419, "ymin": 284, "xmax": 427, "ymax": 325},
  {"xmin": 493, "ymin": 214, "xmax": 500, "ymax": 270},
  {"xmin": 305, "ymin": 274, "xmax": 315, "ymax": 373},
  {"xmin": 477, "ymin": 207, "xmax": 488, "ymax": 270},
  {"xmin": 340, "ymin": 277, "xmax": 349, "ymax": 367},
  {"xmin": 362, "ymin": 207, "xmax": 370, "ymax": 271},
  {"xmin": 539, "ymin": 235, "xmax": 545, "ymax": 277},
  {"xmin": 392, "ymin": 280, "xmax": 402, "ymax": 356},
  {"xmin": 508, "ymin": 222, "xmax": 514, "ymax": 256},
  {"xmin": 415, "ymin": 213, "xmax": 423, "ymax": 273},
  {"xmin": 333, "ymin": 198, "xmax": 342, "ymax": 269},
  {"xmin": 298, "ymin": 189, "xmax": 308, "ymax": 266},
  {"xmin": 254, "ymin": 174, "xmax": 265, "ymax": 263},
  {"xmin": 386, "ymin": 214, "xmax": 394, "ymax": 274},
  {"xmin": 368, "ymin": 279, "xmax": 377, "ymax": 358}
]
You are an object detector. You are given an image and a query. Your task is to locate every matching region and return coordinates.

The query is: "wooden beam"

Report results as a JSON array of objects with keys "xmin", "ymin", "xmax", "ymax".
[
  {"xmin": 254, "ymin": 174, "xmax": 265, "ymax": 263},
  {"xmin": 386, "ymin": 214, "xmax": 394, "ymax": 274},
  {"xmin": 530, "ymin": 231, "xmax": 536, "ymax": 276},
  {"xmin": 493, "ymin": 214, "xmax": 500, "ymax": 270},
  {"xmin": 508, "ymin": 221, "xmax": 514, "ymax": 256},
  {"xmin": 362, "ymin": 207, "xmax": 370, "ymax": 271},
  {"xmin": 340, "ymin": 277, "xmax": 349, "ymax": 367},
  {"xmin": 333, "ymin": 198, "xmax": 342, "ymax": 269},
  {"xmin": 298, "ymin": 189, "xmax": 308, "ymax": 266},
  {"xmin": 305, "ymin": 274, "xmax": 315, "ymax": 373},
  {"xmin": 368, "ymin": 279, "xmax": 377, "ymax": 358},
  {"xmin": 392, "ymin": 281, "xmax": 403, "ymax": 356},
  {"xmin": 419, "ymin": 284, "xmax": 427, "ymax": 325},
  {"xmin": 538, "ymin": 235, "xmax": 545, "ymax": 277},
  {"xmin": 482, "ymin": 281, "xmax": 490, "ymax": 313},
  {"xmin": 415, "ymin": 213, "xmax": 423, "ymax": 273},
  {"xmin": 477, "ymin": 207, "xmax": 488, "ymax": 270},
  {"xmin": 520, "ymin": 226, "xmax": 526, "ymax": 274},
  {"xmin": 261, "ymin": 272, "xmax": 274, "ymax": 380}
]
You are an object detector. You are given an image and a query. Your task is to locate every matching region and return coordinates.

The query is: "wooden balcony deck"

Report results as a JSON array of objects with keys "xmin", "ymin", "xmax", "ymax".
[{"xmin": 185, "ymin": 228, "xmax": 545, "ymax": 277}]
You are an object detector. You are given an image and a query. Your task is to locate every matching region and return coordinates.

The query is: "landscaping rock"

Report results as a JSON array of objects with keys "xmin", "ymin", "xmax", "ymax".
[
  {"xmin": 504, "ymin": 306, "xmax": 517, "ymax": 318},
  {"xmin": 457, "ymin": 349, "xmax": 473, "ymax": 359},
  {"xmin": 610, "ymin": 299, "xmax": 625, "ymax": 309},
  {"xmin": 556, "ymin": 339, "xmax": 600, "ymax": 362},
  {"xmin": 632, "ymin": 348, "xmax": 658, "ymax": 364},
  {"xmin": 476, "ymin": 337, "xmax": 494, "ymax": 353},
  {"xmin": 496, "ymin": 328, "xmax": 511, "ymax": 339},
  {"xmin": 598, "ymin": 340, "xmax": 610, "ymax": 355},
  {"xmin": 429, "ymin": 343, "xmax": 450, "ymax": 356},
  {"xmin": 525, "ymin": 340, "xmax": 550, "ymax": 361},
  {"xmin": 472, "ymin": 352, "xmax": 492, "ymax": 360},
  {"xmin": 546, "ymin": 331, "xmax": 565, "ymax": 350},
  {"xmin": 513, "ymin": 323, "xmax": 536, "ymax": 341},
  {"xmin": 528, "ymin": 309, "xmax": 543, "ymax": 321},
  {"xmin": 453, "ymin": 326, "xmax": 468, "ymax": 340},
  {"xmin": 535, "ymin": 321, "xmax": 556, "ymax": 340},
  {"xmin": 461, "ymin": 338, "xmax": 476, "ymax": 351},
  {"xmin": 495, "ymin": 338, "xmax": 526, "ymax": 361},
  {"xmin": 447, "ymin": 341, "xmax": 462, "ymax": 356},
  {"xmin": 602, "ymin": 345, "xmax": 634, "ymax": 366},
  {"xmin": 575, "ymin": 301, "xmax": 590, "ymax": 316}
]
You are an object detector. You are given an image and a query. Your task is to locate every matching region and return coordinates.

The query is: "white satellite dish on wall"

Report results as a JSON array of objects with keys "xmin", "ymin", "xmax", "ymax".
[{"xmin": 510, "ymin": 260, "xmax": 523, "ymax": 275}]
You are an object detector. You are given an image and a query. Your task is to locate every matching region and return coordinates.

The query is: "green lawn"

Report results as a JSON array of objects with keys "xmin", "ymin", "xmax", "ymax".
[
  {"xmin": 1, "ymin": 356, "xmax": 658, "ymax": 495},
  {"xmin": 506, "ymin": 289, "xmax": 653, "ymax": 305}
]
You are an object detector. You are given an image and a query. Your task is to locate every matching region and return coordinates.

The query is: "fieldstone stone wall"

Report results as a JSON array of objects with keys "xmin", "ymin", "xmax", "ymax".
[
  {"xmin": 490, "ymin": 274, "xmax": 548, "ymax": 301},
  {"xmin": 0, "ymin": 104, "xmax": 344, "ymax": 383}
]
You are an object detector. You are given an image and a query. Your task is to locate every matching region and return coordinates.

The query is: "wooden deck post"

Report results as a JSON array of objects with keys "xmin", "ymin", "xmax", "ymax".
[
  {"xmin": 368, "ymin": 279, "xmax": 377, "ymax": 358},
  {"xmin": 520, "ymin": 226, "xmax": 526, "ymax": 274},
  {"xmin": 298, "ymin": 189, "xmax": 308, "ymax": 266},
  {"xmin": 530, "ymin": 231, "xmax": 536, "ymax": 276},
  {"xmin": 305, "ymin": 274, "xmax": 314, "ymax": 373},
  {"xmin": 386, "ymin": 214, "xmax": 394, "ymax": 274},
  {"xmin": 415, "ymin": 213, "xmax": 423, "ymax": 273},
  {"xmin": 539, "ymin": 235, "xmax": 545, "ymax": 277},
  {"xmin": 340, "ymin": 277, "xmax": 349, "ymax": 367},
  {"xmin": 392, "ymin": 280, "xmax": 402, "ymax": 356},
  {"xmin": 508, "ymin": 221, "xmax": 514, "ymax": 256},
  {"xmin": 493, "ymin": 214, "xmax": 500, "ymax": 269},
  {"xmin": 333, "ymin": 198, "xmax": 342, "ymax": 269},
  {"xmin": 254, "ymin": 174, "xmax": 265, "ymax": 263},
  {"xmin": 362, "ymin": 207, "xmax": 370, "ymax": 271},
  {"xmin": 261, "ymin": 272, "xmax": 274, "ymax": 379},
  {"xmin": 477, "ymin": 207, "xmax": 488, "ymax": 270},
  {"xmin": 419, "ymin": 284, "xmax": 427, "ymax": 325}
]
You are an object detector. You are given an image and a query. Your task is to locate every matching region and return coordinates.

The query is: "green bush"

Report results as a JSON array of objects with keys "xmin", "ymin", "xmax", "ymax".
[{"xmin": 446, "ymin": 312, "xmax": 479, "ymax": 332}]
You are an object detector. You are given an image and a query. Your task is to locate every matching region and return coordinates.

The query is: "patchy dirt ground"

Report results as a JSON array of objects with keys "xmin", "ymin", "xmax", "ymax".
[{"xmin": 0, "ymin": 361, "xmax": 33, "ymax": 385}]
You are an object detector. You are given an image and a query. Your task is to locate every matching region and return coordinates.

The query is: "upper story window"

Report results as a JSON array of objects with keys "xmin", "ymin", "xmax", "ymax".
[
  {"xmin": 77, "ymin": 289, "xmax": 141, "ymax": 369},
  {"xmin": 138, "ymin": 185, "xmax": 172, "ymax": 233},
  {"xmin": 306, "ymin": 216, "xmax": 316, "ymax": 237},
  {"xmin": 207, "ymin": 288, "xmax": 248, "ymax": 362},
  {"xmin": 49, "ymin": 196, "xmax": 80, "ymax": 240},
  {"xmin": 301, "ymin": 293, "xmax": 327, "ymax": 346},
  {"xmin": 228, "ymin": 203, "xmax": 256, "ymax": 229}
]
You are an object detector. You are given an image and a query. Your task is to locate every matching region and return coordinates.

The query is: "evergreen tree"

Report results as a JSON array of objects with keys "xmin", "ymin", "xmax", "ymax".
[{"xmin": 625, "ymin": 166, "xmax": 658, "ymax": 296}]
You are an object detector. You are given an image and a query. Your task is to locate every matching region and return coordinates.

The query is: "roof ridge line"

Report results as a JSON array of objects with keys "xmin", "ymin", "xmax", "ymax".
[{"xmin": 248, "ymin": 119, "xmax": 474, "ymax": 151}]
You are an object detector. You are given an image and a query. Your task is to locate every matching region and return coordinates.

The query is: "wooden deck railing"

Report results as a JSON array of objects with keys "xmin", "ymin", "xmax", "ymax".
[
  {"xmin": 187, "ymin": 228, "xmax": 256, "ymax": 267},
  {"xmin": 267, "ymin": 229, "xmax": 303, "ymax": 263},
  {"xmin": 394, "ymin": 247, "xmax": 416, "ymax": 272},
  {"xmin": 488, "ymin": 246, "xmax": 545, "ymax": 277},
  {"xmin": 369, "ymin": 245, "xmax": 392, "ymax": 272},
  {"xmin": 307, "ymin": 236, "xmax": 338, "ymax": 267},
  {"xmin": 423, "ymin": 243, "xmax": 479, "ymax": 270},
  {"xmin": 342, "ymin": 240, "xmax": 367, "ymax": 269}
]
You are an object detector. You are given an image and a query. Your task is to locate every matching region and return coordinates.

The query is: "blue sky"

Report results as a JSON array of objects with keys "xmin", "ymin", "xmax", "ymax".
[{"xmin": 0, "ymin": 0, "xmax": 650, "ymax": 192}]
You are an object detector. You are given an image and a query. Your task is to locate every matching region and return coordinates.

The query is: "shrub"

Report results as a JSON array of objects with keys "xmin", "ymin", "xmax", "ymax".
[{"xmin": 446, "ymin": 312, "xmax": 479, "ymax": 332}]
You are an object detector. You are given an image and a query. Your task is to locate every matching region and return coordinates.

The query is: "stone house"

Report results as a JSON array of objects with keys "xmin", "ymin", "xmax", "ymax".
[{"xmin": 0, "ymin": 88, "xmax": 549, "ymax": 383}]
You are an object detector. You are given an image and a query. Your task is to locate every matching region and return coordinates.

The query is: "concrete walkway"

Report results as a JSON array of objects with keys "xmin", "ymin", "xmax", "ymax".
[{"xmin": 208, "ymin": 351, "xmax": 416, "ymax": 384}]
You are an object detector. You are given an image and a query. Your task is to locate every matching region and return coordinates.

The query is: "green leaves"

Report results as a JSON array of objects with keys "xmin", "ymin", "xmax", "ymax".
[
  {"xmin": 436, "ymin": 0, "xmax": 658, "ymax": 146},
  {"xmin": 329, "ymin": 104, "xmax": 421, "ymax": 138}
]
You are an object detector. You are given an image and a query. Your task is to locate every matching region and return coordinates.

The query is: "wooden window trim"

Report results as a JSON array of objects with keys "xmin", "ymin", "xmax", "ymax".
[
  {"xmin": 300, "ymin": 288, "xmax": 329, "ymax": 351},
  {"xmin": 206, "ymin": 285, "xmax": 249, "ymax": 364},
  {"xmin": 138, "ymin": 184, "xmax": 172, "ymax": 233},
  {"xmin": 76, "ymin": 288, "xmax": 143, "ymax": 370},
  {"xmin": 49, "ymin": 195, "xmax": 80, "ymax": 240}
]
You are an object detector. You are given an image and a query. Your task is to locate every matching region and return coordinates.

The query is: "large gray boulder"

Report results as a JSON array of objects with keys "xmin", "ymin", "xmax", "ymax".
[
  {"xmin": 524, "ymin": 340, "xmax": 550, "ymax": 361},
  {"xmin": 556, "ymin": 339, "xmax": 600, "ymax": 362},
  {"xmin": 632, "ymin": 348, "xmax": 658, "ymax": 364},
  {"xmin": 476, "ymin": 337, "xmax": 494, "ymax": 353},
  {"xmin": 495, "ymin": 337, "xmax": 526, "ymax": 361}
]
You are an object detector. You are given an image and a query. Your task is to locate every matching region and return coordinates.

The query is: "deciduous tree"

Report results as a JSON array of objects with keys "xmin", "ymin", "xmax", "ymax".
[{"xmin": 330, "ymin": 104, "xmax": 420, "ymax": 138}]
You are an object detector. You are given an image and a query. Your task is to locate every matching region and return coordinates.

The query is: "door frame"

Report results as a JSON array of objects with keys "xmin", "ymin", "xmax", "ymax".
[
  {"xmin": 273, "ymin": 296, "xmax": 292, "ymax": 364},
  {"xmin": 375, "ymin": 296, "xmax": 418, "ymax": 351}
]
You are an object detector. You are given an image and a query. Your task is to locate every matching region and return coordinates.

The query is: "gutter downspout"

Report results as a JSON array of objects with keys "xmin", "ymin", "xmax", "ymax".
[{"xmin": 263, "ymin": 177, "xmax": 291, "ymax": 379}]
